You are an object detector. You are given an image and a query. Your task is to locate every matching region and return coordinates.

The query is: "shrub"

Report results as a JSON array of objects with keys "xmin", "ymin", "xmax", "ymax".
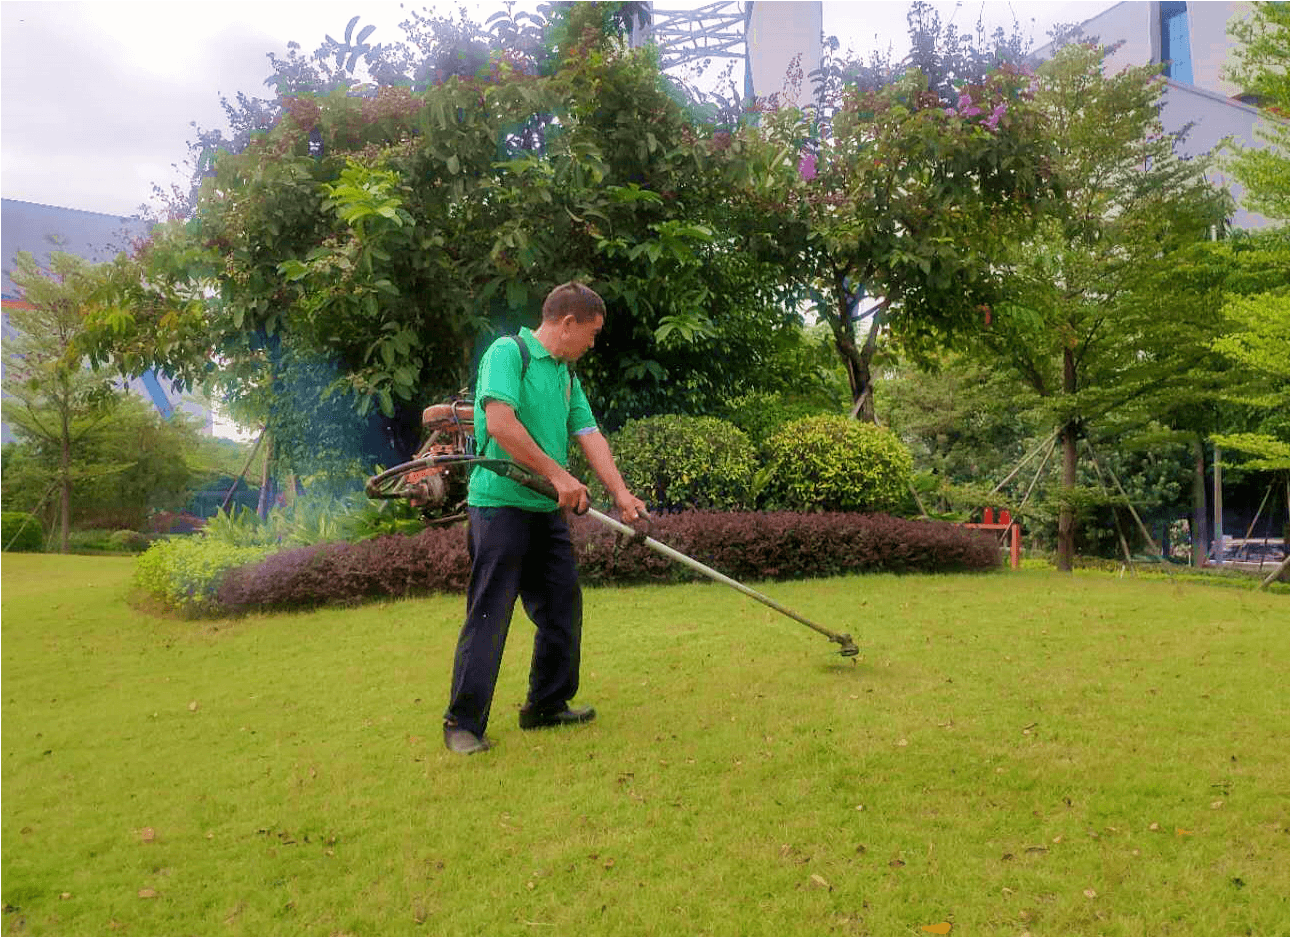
[
  {"xmin": 134, "ymin": 537, "xmax": 276, "ymax": 612},
  {"xmin": 212, "ymin": 511, "xmax": 998, "ymax": 614},
  {"xmin": 609, "ymin": 415, "xmax": 758, "ymax": 512},
  {"xmin": 64, "ymin": 529, "xmax": 152, "ymax": 553},
  {"xmin": 572, "ymin": 511, "xmax": 1000, "ymax": 585},
  {"xmin": 217, "ymin": 525, "xmax": 470, "ymax": 613},
  {"xmin": 110, "ymin": 529, "xmax": 153, "ymax": 552},
  {"xmin": 762, "ymin": 416, "xmax": 913, "ymax": 513},
  {"xmin": 720, "ymin": 391, "xmax": 832, "ymax": 448},
  {"xmin": 146, "ymin": 511, "xmax": 206, "ymax": 535},
  {"xmin": 1, "ymin": 512, "xmax": 44, "ymax": 552}
]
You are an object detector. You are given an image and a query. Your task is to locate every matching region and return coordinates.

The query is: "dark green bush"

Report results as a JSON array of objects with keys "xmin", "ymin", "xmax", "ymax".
[
  {"xmin": 720, "ymin": 390, "xmax": 832, "ymax": 448},
  {"xmin": 609, "ymin": 415, "xmax": 757, "ymax": 511},
  {"xmin": 763, "ymin": 416, "xmax": 913, "ymax": 513},
  {"xmin": 2, "ymin": 512, "xmax": 44, "ymax": 552},
  {"xmin": 109, "ymin": 529, "xmax": 153, "ymax": 552}
]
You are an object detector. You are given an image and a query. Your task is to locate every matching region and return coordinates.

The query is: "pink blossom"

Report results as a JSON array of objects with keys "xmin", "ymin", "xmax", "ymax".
[
  {"xmin": 798, "ymin": 152, "xmax": 817, "ymax": 181},
  {"xmin": 984, "ymin": 103, "xmax": 1007, "ymax": 131},
  {"xmin": 944, "ymin": 106, "xmax": 957, "ymax": 117}
]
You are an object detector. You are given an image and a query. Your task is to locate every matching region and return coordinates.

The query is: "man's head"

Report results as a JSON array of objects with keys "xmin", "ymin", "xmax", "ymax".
[{"xmin": 539, "ymin": 281, "xmax": 604, "ymax": 362}]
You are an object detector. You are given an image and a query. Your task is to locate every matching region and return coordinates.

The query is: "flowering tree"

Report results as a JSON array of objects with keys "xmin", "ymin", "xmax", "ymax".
[
  {"xmin": 87, "ymin": 4, "xmax": 807, "ymax": 479},
  {"xmin": 734, "ymin": 61, "xmax": 1055, "ymax": 420}
]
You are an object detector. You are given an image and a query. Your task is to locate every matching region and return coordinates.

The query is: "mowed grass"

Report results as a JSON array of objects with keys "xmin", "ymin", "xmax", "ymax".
[{"xmin": 2, "ymin": 554, "xmax": 1288, "ymax": 937}]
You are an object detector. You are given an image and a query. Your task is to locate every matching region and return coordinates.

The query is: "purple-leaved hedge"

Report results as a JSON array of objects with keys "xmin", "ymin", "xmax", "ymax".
[{"xmin": 216, "ymin": 511, "xmax": 1000, "ymax": 615}]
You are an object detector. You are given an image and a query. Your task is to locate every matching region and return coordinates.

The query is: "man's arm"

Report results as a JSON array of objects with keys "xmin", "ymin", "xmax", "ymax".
[
  {"xmin": 576, "ymin": 430, "xmax": 647, "ymax": 523},
  {"xmin": 483, "ymin": 400, "xmax": 589, "ymax": 513}
]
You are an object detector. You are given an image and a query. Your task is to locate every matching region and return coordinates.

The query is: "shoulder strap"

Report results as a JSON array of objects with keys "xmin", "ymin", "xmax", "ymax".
[
  {"xmin": 511, "ymin": 334, "xmax": 530, "ymax": 382},
  {"xmin": 478, "ymin": 334, "xmax": 531, "ymax": 457}
]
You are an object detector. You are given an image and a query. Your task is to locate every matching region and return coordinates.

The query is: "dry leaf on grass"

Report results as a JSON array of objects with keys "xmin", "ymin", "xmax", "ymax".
[
  {"xmin": 921, "ymin": 923, "xmax": 953, "ymax": 934},
  {"xmin": 809, "ymin": 873, "xmax": 832, "ymax": 890},
  {"xmin": 137, "ymin": 889, "xmax": 157, "ymax": 899}
]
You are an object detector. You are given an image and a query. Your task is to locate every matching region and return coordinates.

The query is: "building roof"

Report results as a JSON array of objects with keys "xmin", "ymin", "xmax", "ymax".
[{"xmin": 2, "ymin": 198, "xmax": 154, "ymax": 301}]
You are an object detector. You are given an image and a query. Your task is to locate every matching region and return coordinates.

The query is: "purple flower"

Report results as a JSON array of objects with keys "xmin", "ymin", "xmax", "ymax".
[
  {"xmin": 798, "ymin": 152, "xmax": 817, "ymax": 181},
  {"xmin": 957, "ymin": 92, "xmax": 973, "ymax": 110},
  {"xmin": 944, "ymin": 106, "xmax": 957, "ymax": 117},
  {"xmin": 984, "ymin": 103, "xmax": 1007, "ymax": 131}
]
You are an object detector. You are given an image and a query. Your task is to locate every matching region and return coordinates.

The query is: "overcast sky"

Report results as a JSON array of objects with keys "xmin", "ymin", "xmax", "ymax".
[{"xmin": 1, "ymin": 1, "xmax": 1112, "ymax": 219}]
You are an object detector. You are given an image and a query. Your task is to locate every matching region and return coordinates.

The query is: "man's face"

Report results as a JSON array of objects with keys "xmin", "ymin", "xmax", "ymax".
[{"xmin": 561, "ymin": 314, "xmax": 603, "ymax": 361}]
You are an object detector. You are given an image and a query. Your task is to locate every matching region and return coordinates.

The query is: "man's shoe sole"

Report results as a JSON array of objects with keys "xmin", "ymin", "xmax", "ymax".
[
  {"xmin": 444, "ymin": 727, "xmax": 492, "ymax": 754},
  {"xmin": 518, "ymin": 706, "xmax": 596, "ymax": 730}
]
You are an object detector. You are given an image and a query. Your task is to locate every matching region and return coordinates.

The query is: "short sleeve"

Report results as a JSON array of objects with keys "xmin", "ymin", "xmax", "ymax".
[
  {"xmin": 476, "ymin": 337, "xmax": 524, "ymax": 411},
  {"xmin": 567, "ymin": 372, "xmax": 597, "ymax": 435}
]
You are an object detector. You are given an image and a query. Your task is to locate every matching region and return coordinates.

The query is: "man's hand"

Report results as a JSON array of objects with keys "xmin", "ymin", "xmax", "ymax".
[
  {"xmin": 614, "ymin": 490, "xmax": 648, "ymax": 524},
  {"xmin": 550, "ymin": 469, "xmax": 591, "ymax": 515}
]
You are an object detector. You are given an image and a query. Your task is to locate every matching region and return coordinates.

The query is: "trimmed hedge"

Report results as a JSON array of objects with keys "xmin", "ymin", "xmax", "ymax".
[
  {"xmin": 217, "ymin": 527, "xmax": 471, "ymax": 614},
  {"xmin": 609, "ymin": 414, "xmax": 758, "ymax": 511},
  {"xmin": 763, "ymin": 416, "xmax": 913, "ymax": 513},
  {"xmin": 135, "ymin": 537, "xmax": 276, "ymax": 613},
  {"xmin": 213, "ymin": 511, "xmax": 999, "ymax": 615},
  {"xmin": 2, "ymin": 512, "xmax": 45, "ymax": 552}
]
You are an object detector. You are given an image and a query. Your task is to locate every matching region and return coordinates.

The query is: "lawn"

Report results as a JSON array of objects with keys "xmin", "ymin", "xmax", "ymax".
[{"xmin": 2, "ymin": 554, "xmax": 1288, "ymax": 936}]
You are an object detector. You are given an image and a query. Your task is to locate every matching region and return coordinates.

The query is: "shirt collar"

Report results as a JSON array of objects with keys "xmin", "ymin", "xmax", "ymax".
[{"xmin": 519, "ymin": 326, "xmax": 554, "ymax": 360}]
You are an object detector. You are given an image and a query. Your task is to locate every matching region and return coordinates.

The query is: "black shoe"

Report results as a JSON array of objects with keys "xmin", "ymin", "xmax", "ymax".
[
  {"xmin": 443, "ymin": 726, "xmax": 492, "ymax": 754},
  {"xmin": 518, "ymin": 705, "xmax": 596, "ymax": 730}
]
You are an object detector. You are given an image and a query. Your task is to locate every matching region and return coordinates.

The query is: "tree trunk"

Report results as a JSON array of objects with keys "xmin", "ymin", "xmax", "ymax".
[
  {"xmin": 59, "ymin": 406, "xmax": 72, "ymax": 554},
  {"xmin": 1056, "ymin": 347, "xmax": 1078, "ymax": 572},
  {"xmin": 1057, "ymin": 421, "xmax": 1078, "ymax": 572},
  {"xmin": 257, "ymin": 434, "xmax": 274, "ymax": 521},
  {"xmin": 829, "ymin": 277, "xmax": 885, "ymax": 423},
  {"xmin": 1191, "ymin": 436, "xmax": 1208, "ymax": 568}
]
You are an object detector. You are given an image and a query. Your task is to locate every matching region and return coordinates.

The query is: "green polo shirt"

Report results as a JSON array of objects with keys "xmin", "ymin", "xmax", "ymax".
[{"xmin": 468, "ymin": 327, "xmax": 598, "ymax": 511}]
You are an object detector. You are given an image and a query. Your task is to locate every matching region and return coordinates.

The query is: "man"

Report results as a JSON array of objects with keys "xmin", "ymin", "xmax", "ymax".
[{"xmin": 443, "ymin": 282, "xmax": 647, "ymax": 755}]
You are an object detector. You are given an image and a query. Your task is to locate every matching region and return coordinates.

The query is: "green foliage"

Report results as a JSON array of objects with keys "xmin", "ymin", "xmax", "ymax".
[
  {"xmin": 3, "ymin": 250, "xmax": 127, "ymax": 551},
  {"xmin": 70, "ymin": 395, "xmax": 200, "ymax": 530},
  {"xmin": 609, "ymin": 415, "xmax": 758, "ymax": 511},
  {"xmin": 198, "ymin": 491, "xmax": 427, "ymax": 549},
  {"xmin": 1212, "ymin": 285, "xmax": 1290, "ymax": 470},
  {"xmin": 201, "ymin": 506, "xmax": 280, "ymax": 547},
  {"xmin": 1224, "ymin": 0, "xmax": 1290, "ymax": 220},
  {"xmin": 762, "ymin": 415, "xmax": 913, "ymax": 513},
  {"xmin": 1, "ymin": 512, "xmax": 45, "ymax": 552},
  {"xmin": 719, "ymin": 389, "xmax": 838, "ymax": 449},
  {"xmin": 956, "ymin": 41, "xmax": 1231, "ymax": 568},
  {"xmin": 133, "ymin": 536, "xmax": 275, "ymax": 611}
]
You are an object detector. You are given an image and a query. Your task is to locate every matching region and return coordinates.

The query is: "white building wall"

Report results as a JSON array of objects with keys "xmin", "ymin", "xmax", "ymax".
[{"xmin": 747, "ymin": 1, "xmax": 822, "ymax": 107}]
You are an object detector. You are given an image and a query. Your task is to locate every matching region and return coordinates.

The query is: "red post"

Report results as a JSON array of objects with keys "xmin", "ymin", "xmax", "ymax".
[{"xmin": 1010, "ymin": 523, "xmax": 1020, "ymax": 569}]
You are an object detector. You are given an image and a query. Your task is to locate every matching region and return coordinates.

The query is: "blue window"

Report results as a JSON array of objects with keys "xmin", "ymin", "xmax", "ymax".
[{"xmin": 1160, "ymin": 1, "xmax": 1193, "ymax": 83}]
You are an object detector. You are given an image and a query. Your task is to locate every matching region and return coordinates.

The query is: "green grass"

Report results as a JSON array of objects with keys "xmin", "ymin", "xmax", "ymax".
[{"xmin": 3, "ymin": 554, "xmax": 1288, "ymax": 936}]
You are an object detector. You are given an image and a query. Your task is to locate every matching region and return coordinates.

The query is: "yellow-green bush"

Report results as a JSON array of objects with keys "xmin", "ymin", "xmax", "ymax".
[
  {"xmin": 763, "ymin": 415, "xmax": 912, "ymax": 513},
  {"xmin": 134, "ymin": 537, "xmax": 275, "ymax": 612}
]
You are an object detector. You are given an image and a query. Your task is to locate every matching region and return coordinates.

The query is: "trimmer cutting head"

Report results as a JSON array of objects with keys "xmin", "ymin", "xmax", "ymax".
[{"xmin": 836, "ymin": 636, "xmax": 860, "ymax": 658}]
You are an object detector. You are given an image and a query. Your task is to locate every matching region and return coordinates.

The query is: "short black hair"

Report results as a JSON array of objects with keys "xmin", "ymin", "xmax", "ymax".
[{"xmin": 541, "ymin": 281, "xmax": 605, "ymax": 324}]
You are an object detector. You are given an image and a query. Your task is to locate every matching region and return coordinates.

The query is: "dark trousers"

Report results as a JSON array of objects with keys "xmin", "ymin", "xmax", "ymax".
[{"xmin": 445, "ymin": 506, "xmax": 583, "ymax": 736}]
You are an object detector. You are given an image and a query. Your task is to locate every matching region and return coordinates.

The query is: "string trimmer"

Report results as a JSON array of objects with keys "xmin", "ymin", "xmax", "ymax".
[{"xmin": 377, "ymin": 454, "xmax": 860, "ymax": 658}]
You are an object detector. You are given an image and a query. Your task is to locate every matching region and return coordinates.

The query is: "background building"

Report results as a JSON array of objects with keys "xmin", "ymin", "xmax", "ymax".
[
  {"xmin": 1, "ymin": 198, "xmax": 212, "ymax": 442},
  {"xmin": 1034, "ymin": 1, "xmax": 1280, "ymax": 229}
]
